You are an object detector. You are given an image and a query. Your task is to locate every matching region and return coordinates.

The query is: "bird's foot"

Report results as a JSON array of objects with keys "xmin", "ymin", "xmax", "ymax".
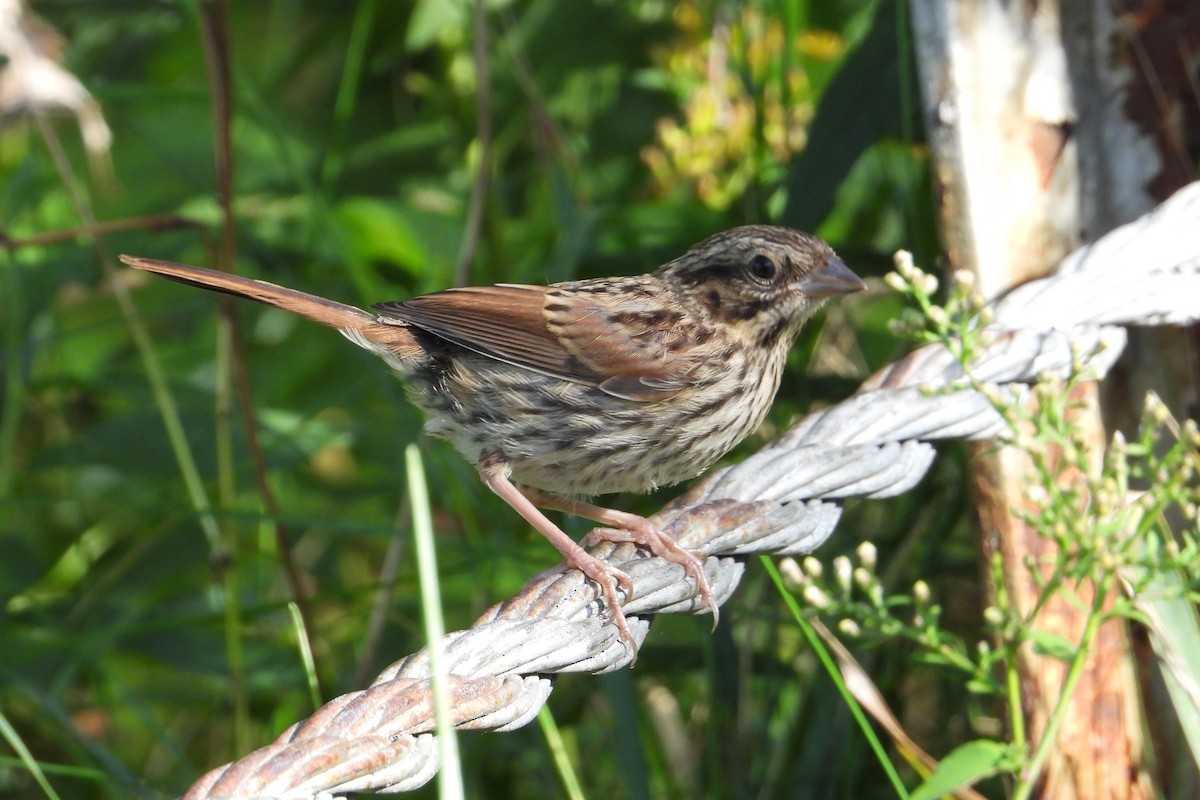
[
  {"xmin": 585, "ymin": 518, "xmax": 717, "ymax": 629},
  {"xmin": 559, "ymin": 548, "xmax": 639, "ymax": 656}
]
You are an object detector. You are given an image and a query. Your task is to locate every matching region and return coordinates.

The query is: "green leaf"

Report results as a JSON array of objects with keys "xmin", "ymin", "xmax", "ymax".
[
  {"xmin": 1029, "ymin": 630, "xmax": 1077, "ymax": 661},
  {"xmin": 1125, "ymin": 541, "xmax": 1200, "ymax": 775},
  {"xmin": 783, "ymin": 0, "xmax": 923, "ymax": 232},
  {"xmin": 910, "ymin": 740, "xmax": 1009, "ymax": 800},
  {"xmin": 406, "ymin": 0, "xmax": 468, "ymax": 50},
  {"xmin": 333, "ymin": 197, "xmax": 428, "ymax": 278}
]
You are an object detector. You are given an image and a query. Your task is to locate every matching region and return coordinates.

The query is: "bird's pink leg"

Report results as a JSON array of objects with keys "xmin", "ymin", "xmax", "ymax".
[
  {"xmin": 521, "ymin": 488, "xmax": 718, "ymax": 627},
  {"xmin": 478, "ymin": 459, "xmax": 637, "ymax": 652}
]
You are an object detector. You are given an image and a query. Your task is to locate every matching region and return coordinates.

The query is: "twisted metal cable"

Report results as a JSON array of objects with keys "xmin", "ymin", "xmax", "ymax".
[{"xmin": 182, "ymin": 182, "xmax": 1200, "ymax": 799}]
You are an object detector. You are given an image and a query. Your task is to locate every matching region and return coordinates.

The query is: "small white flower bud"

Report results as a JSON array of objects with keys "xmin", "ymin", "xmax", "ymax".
[
  {"xmin": 913, "ymin": 580, "xmax": 931, "ymax": 606},
  {"xmin": 779, "ymin": 557, "xmax": 804, "ymax": 589},
  {"xmin": 833, "ymin": 555, "xmax": 853, "ymax": 593},
  {"xmin": 853, "ymin": 566, "xmax": 874, "ymax": 592},
  {"xmin": 803, "ymin": 585, "xmax": 831, "ymax": 609},
  {"xmin": 856, "ymin": 541, "xmax": 877, "ymax": 570}
]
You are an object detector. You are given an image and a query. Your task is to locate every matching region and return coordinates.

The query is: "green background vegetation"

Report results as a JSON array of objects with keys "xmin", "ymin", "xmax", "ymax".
[{"xmin": 2, "ymin": 1, "xmax": 997, "ymax": 798}]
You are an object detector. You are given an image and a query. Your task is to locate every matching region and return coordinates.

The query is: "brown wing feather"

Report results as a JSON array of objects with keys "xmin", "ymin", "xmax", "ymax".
[
  {"xmin": 543, "ymin": 286, "xmax": 694, "ymax": 401},
  {"xmin": 373, "ymin": 282, "xmax": 693, "ymax": 401},
  {"xmin": 374, "ymin": 285, "xmax": 595, "ymax": 383}
]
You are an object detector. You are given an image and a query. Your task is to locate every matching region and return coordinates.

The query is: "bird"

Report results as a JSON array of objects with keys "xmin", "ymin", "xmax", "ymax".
[{"xmin": 120, "ymin": 225, "xmax": 864, "ymax": 652}]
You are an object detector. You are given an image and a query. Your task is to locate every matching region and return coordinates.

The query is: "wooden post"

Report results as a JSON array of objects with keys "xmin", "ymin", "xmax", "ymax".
[{"xmin": 909, "ymin": 0, "xmax": 1198, "ymax": 795}]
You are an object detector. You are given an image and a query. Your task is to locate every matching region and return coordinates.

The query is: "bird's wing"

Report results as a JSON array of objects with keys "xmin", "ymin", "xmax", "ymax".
[{"xmin": 373, "ymin": 283, "xmax": 694, "ymax": 402}]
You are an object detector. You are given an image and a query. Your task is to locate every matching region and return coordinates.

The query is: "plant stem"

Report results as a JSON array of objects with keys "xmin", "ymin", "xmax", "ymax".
[{"xmin": 1011, "ymin": 572, "xmax": 1111, "ymax": 800}]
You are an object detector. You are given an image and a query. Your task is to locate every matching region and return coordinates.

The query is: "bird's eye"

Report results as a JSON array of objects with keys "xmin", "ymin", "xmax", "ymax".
[{"xmin": 748, "ymin": 254, "xmax": 777, "ymax": 283}]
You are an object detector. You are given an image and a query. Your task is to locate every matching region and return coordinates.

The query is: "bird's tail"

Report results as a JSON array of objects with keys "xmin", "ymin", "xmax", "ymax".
[{"xmin": 120, "ymin": 255, "xmax": 421, "ymax": 361}]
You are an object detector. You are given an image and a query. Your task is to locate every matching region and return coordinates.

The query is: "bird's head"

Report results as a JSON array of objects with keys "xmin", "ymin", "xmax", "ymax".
[{"xmin": 659, "ymin": 225, "xmax": 866, "ymax": 348}]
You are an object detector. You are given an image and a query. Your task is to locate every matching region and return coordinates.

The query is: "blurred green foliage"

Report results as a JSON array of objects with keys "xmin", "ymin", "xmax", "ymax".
[{"xmin": 0, "ymin": 1, "xmax": 956, "ymax": 798}]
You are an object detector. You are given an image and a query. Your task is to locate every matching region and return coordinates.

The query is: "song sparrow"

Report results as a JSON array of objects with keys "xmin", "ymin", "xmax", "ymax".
[{"xmin": 121, "ymin": 226, "xmax": 864, "ymax": 651}]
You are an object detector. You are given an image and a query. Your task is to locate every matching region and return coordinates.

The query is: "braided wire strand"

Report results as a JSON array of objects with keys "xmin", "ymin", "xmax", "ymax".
[{"xmin": 182, "ymin": 182, "xmax": 1200, "ymax": 799}]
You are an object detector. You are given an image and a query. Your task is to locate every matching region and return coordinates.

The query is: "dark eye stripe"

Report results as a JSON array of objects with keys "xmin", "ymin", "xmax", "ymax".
[{"xmin": 675, "ymin": 262, "xmax": 739, "ymax": 288}]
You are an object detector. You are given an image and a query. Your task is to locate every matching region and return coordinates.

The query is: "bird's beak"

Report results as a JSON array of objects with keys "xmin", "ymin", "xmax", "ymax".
[{"xmin": 797, "ymin": 255, "xmax": 867, "ymax": 298}]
